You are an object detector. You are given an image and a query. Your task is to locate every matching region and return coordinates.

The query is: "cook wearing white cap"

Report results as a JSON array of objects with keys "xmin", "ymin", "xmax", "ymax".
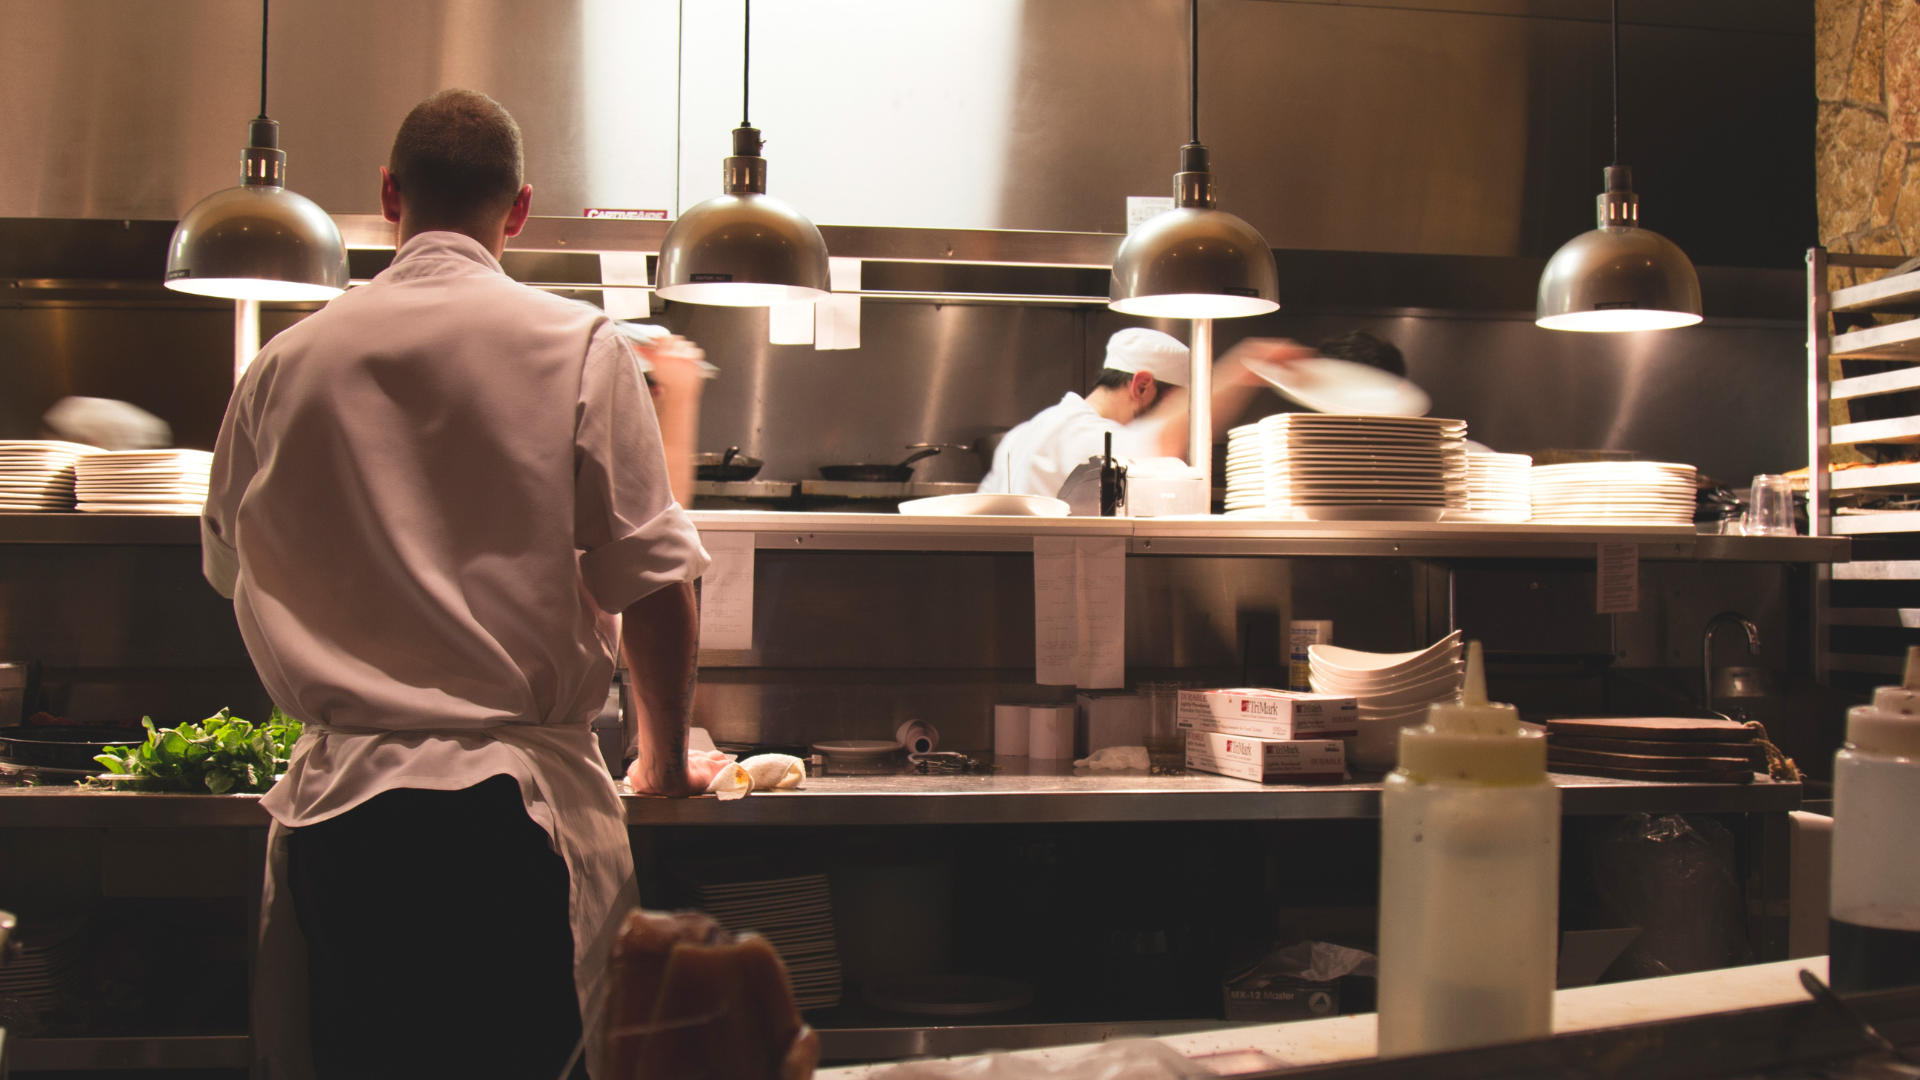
[{"xmin": 979, "ymin": 328, "xmax": 1308, "ymax": 499}]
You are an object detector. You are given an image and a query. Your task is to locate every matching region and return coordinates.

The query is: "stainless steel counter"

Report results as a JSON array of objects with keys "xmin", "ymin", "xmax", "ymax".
[
  {"xmin": 0, "ymin": 511, "xmax": 1849, "ymax": 562},
  {"xmin": 0, "ymin": 768, "xmax": 1800, "ymax": 829}
]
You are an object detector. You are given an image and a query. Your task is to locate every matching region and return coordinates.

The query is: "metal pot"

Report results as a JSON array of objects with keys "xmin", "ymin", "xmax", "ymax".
[
  {"xmin": 0, "ymin": 725, "xmax": 142, "ymax": 772},
  {"xmin": 819, "ymin": 444, "xmax": 960, "ymax": 484},
  {"xmin": 695, "ymin": 447, "xmax": 764, "ymax": 483}
]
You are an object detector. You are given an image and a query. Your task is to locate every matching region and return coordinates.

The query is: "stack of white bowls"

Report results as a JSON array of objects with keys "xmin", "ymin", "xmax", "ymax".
[{"xmin": 1308, "ymin": 632, "xmax": 1465, "ymax": 770}]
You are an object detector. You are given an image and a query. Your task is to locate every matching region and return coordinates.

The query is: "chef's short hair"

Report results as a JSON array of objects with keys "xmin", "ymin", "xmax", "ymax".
[
  {"xmin": 1092, "ymin": 368, "xmax": 1153, "ymax": 391},
  {"xmin": 389, "ymin": 89, "xmax": 524, "ymax": 229}
]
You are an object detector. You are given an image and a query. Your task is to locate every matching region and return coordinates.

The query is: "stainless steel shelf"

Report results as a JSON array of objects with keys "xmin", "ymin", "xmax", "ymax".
[
  {"xmin": 0, "ymin": 511, "xmax": 1851, "ymax": 562},
  {"xmin": 1832, "ymin": 364, "xmax": 1920, "ymax": 401},
  {"xmin": 1832, "ymin": 413, "xmax": 1920, "ymax": 446},
  {"xmin": 0, "ymin": 772, "xmax": 1801, "ymax": 828},
  {"xmin": 1830, "ymin": 268, "xmax": 1920, "ymax": 313},
  {"xmin": 1832, "ymin": 510, "xmax": 1920, "ymax": 535},
  {"xmin": 1832, "ymin": 317, "xmax": 1920, "ymax": 359},
  {"xmin": 688, "ymin": 512, "xmax": 1848, "ymax": 562},
  {"xmin": 9, "ymin": 1034, "xmax": 251, "ymax": 1071},
  {"xmin": 1834, "ymin": 462, "xmax": 1920, "ymax": 490},
  {"xmin": 0, "ymin": 512, "xmax": 200, "ymax": 544},
  {"xmin": 1835, "ymin": 559, "xmax": 1920, "ymax": 579}
]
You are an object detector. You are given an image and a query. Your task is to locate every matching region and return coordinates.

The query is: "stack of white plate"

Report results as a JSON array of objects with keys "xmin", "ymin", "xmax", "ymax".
[
  {"xmin": 1529, "ymin": 461, "xmax": 1698, "ymax": 525},
  {"xmin": 0, "ymin": 441, "xmax": 98, "ymax": 512},
  {"xmin": 1224, "ymin": 423, "xmax": 1268, "ymax": 513},
  {"xmin": 1450, "ymin": 452, "xmax": 1533, "ymax": 523},
  {"xmin": 689, "ymin": 872, "xmax": 843, "ymax": 1011},
  {"xmin": 0, "ymin": 916, "xmax": 86, "ymax": 1010},
  {"xmin": 1225, "ymin": 414, "xmax": 1469, "ymax": 521},
  {"xmin": 1309, "ymin": 633, "xmax": 1465, "ymax": 770},
  {"xmin": 74, "ymin": 449, "xmax": 214, "ymax": 514}
]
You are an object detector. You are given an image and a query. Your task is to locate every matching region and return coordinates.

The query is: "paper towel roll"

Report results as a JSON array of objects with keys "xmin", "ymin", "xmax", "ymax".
[
  {"xmin": 993, "ymin": 704, "xmax": 1030, "ymax": 756},
  {"xmin": 1029, "ymin": 704, "xmax": 1076, "ymax": 760}
]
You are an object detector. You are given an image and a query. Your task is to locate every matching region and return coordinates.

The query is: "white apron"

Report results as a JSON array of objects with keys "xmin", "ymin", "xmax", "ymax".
[{"xmin": 254, "ymin": 724, "xmax": 635, "ymax": 1080}]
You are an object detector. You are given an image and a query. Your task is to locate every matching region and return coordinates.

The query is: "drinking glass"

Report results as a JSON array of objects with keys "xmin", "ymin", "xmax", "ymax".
[{"xmin": 1743, "ymin": 474, "xmax": 1796, "ymax": 536}]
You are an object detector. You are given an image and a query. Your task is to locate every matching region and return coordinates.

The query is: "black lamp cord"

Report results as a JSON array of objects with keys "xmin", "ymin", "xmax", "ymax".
[
  {"xmin": 258, "ymin": 0, "xmax": 270, "ymax": 120},
  {"xmin": 1609, "ymin": 0, "xmax": 1618, "ymax": 167},
  {"xmin": 1189, "ymin": 0, "xmax": 1199, "ymax": 144},
  {"xmin": 741, "ymin": 0, "xmax": 751, "ymax": 128}
]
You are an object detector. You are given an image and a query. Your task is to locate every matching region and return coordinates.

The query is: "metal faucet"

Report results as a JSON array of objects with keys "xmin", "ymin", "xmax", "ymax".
[{"xmin": 1702, "ymin": 611, "xmax": 1762, "ymax": 713}]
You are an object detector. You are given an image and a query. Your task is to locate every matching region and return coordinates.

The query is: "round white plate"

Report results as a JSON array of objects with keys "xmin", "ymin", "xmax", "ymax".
[
  {"xmin": 897, "ymin": 493, "xmax": 1070, "ymax": 517},
  {"xmin": 1245, "ymin": 357, "xmax": 1432, "ymax": 416},
  {"xmin": 811, "ymin": 740, "xmax": 906, "ymax": 759}
]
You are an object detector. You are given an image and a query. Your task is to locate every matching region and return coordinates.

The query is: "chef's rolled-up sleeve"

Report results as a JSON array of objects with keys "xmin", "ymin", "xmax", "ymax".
[
  {"xmin": 201, "ymin": 376, "xmax": 260, "ymax": 600},
  {"xmin": 574, "ymin": 324, "xmax": 710, "ymax": 614}
]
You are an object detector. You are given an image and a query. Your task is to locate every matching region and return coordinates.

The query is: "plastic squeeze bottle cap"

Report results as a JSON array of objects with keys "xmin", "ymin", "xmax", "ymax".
[
  {"xmin": 1395, "ymin": 641, "xmax": 1548, "ymax": 784},
  {"xmin": 1847, "ymin": 646, "xmax": 1920, "ymax": 757}
]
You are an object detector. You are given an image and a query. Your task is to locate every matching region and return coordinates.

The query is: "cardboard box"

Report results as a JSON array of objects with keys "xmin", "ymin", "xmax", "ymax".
[
  {"xmin": 1185, "ymin": 730, "xmax": 1347, "ymax": 784},
  {"xmin": 1177, "ymin": 687, "xmax": 1358, "ymax": 740}
]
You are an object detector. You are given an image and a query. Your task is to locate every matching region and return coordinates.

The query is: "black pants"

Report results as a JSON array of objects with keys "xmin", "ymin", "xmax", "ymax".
[{"xmin": 286, "ymin": 774, "xmax": 584, "ymax": 1080}]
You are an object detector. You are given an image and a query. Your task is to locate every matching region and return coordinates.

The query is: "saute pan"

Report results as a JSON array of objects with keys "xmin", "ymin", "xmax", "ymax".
[
  {"xmin": 819, "ymin": 444, "xmax": 956, "ymax": 484},
  {"xmin": 0, "ymin": 726, "xmax": 142, "ymax": 772},
  {"xmin": 695, "ymin": 447, "xmax": 764, "ymax": 483}
]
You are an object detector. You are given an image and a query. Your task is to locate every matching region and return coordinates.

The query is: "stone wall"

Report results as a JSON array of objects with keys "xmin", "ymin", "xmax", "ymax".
[{"xmin": 1816, "ymin": 0, "xmax": 1920, "ymax": 287}]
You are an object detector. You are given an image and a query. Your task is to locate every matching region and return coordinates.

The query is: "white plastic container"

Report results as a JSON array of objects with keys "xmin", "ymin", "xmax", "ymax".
[
  {"xmin": 1829, "ymin": 646, "xmax": 1920, "ymax": 992},
  {"xmin": 1377, "ymin": 641, "xmax": 1559, "ymax": 1056}
]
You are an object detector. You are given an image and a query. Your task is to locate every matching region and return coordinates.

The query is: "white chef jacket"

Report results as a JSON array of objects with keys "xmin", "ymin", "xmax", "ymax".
[
  {"xmin": 977, "ymin": 392, "xmax": 1163, "ymax": 497},
  {"xmin": 201, "ymin": 230, "xmax": 709, "ymax": 1079}
]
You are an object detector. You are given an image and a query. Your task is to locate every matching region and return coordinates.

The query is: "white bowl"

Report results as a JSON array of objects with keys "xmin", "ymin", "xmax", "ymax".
[
  {"xmin": 897, "ymin": 493, "xmax": 1070, "ymax": 517},
  {"xmin": 1351, "ymin": 675, "xmax": 1465, "ymax": 710},
  {"xmin": 1358, "ymin": 703, "xmax": 1445, "ymax": 723},
  {"xmin": 1307, "ymin": 633, "xmax": 1464, "ymax": 678},
  {"xmin": 1346, "ymin": 717, "xmax": 1418, "ymax": 770},
  {"xmin": 1311, "ymin": 650, "xmax": 1464, "ymax": 692}
]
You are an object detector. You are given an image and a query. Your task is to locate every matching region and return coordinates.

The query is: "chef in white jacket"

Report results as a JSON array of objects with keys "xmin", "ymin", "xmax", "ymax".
[
  {"xmin": 202, "ymin": 89, "xmax": 707, "ymax": 1080},
  {"xmin": 980, "ymin": 328, "xmax": 1306, "ymax": 498}
]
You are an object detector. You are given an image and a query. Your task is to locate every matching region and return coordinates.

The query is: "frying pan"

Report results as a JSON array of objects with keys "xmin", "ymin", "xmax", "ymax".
[
  {"xmin": 819, "ymin": 444, "xmax": 956, "ymax": 484},
  {"xmin": 695, "ymin": 447, "xmax": 764, "ymax": 483},
  {"xmin": 0, "ymin": 726, "xmax": 143, "ymax": 772}
]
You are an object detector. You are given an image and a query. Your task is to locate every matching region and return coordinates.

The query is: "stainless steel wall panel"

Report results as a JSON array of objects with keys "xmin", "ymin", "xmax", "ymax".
[
  {"xmin": 658, "ymin": 300, "xmax": 1088, "ymax": 485},
  {"xmin": 1, "ymin": 1, "xmax": 1810, "ymax": 266},
  {"xmin": 1164, "ymin": 310, "xmax": 1809, "ymax": 485}
]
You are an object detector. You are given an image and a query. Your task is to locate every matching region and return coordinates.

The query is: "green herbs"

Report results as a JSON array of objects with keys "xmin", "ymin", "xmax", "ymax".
[{"xmin": 91, "ymin": 707, "xmax": 302, "ymax": 794}]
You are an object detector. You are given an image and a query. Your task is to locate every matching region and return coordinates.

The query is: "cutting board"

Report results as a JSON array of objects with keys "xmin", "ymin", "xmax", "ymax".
[
  {"xmin": 1550, "ymin": 734, "xmax": 1762, "ymax": 762},
  {"xmin": 1545, "ymin": 717, "xmax": 1753, "ymax": 743},
  {"xmin": 1550, "ymin": 760, "xmax": 1755, "ymax": 784},
  {"xmin": 1548, "ymin": 746, "xmax": 1754, "ymax": 775}
]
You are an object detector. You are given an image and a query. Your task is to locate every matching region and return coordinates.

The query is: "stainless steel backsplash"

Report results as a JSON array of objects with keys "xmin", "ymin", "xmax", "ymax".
[{"xmin": 1, "ymin": 1, "xmax": 1811, "ymax": 264}]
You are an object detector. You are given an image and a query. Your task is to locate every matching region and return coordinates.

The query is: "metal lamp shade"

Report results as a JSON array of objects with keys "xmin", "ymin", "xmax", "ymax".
[
  {"xmin": 1535, "ymin": 225, "xmax": 1702, "ymax": 332},
  {"xmin": 1109, "ymin": 206, "xmax": 1279, "ymax": 319},
  {"xmin": 165, "ymin": 184, "xmax": 348, "ymax": 302},
  {"xmin": 655, "ymin": 192, "xmax": 830, "ymax": 307}
]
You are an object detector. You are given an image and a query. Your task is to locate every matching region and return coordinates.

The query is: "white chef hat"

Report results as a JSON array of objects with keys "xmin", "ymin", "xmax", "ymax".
[{"xmin": 1103, "ymin": 328, "xmax": 1190, "ymax": 388}]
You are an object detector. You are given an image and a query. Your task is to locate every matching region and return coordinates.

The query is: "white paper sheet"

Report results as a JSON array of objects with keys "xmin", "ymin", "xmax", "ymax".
[
  {"xmin": 698, "ymin": 532, "xmax": 755, "ymax": 650},
  {"xmin": 598, "ymin": 252, "xmax": 655, "ymax": 319},
  {"xmin": 1127, "ymin": 196, "xmax": 1175, "ymax": 233},
  {"xmin": 1597, "ymin": 541, "xmax": 1639, "ymax": 614},
  {"xmin": 1034, "ymin": 536, "xmax": 1126, "ymax": 688},
  {"xmin": 816, "ymin": 257, "xmax": 862, "ymax": 350},
  {"xmin": 769, "ymin": 302, "xmax": 815, "ymax": 345}
]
